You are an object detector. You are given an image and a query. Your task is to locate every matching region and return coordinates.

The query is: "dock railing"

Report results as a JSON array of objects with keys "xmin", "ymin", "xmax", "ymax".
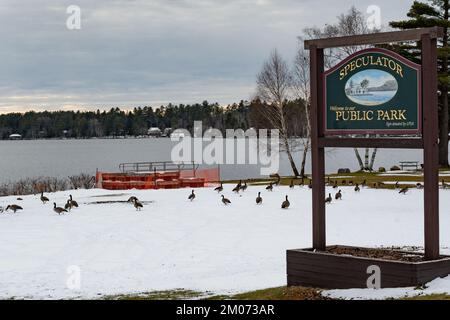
[{"xmin": 119, "ymin": 161, "xmax": 199, "ymax": 175}]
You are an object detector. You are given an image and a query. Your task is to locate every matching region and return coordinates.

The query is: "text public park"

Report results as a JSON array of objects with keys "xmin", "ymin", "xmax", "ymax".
[{"xmin": 334, "ymin": 109, "xmax": 407, "ymax": 121}]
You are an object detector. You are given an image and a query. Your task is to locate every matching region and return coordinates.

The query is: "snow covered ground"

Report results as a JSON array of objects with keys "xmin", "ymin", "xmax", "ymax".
[{"xmin": 0, "ymin": 185, "xmax": 449, "ymax": 300}]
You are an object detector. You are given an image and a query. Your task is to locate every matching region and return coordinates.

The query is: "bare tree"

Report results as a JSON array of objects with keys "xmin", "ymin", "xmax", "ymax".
[
  {"xmin": 302, "ymin": 6, "xmax": 381, "ymax": 171},
  {"xmin": 257, "ymin": 50, "xmax": 300, "ymax": 177},
  {"xmin": 369, "ymin": 147, "xmax": 378, "ymax": 171},
  {"xmin": 364, "ymin": 137, "xmax": 370, "ymax": 169},
  {"xmin": 293, "ymin": 46, "xmax": 311, "ymax": 177}
]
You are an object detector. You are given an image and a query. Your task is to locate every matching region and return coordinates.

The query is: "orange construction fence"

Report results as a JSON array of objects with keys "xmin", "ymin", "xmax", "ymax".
[{"xmin": 96, "ymin": 167, "xmax": 220, "ymax": 190}]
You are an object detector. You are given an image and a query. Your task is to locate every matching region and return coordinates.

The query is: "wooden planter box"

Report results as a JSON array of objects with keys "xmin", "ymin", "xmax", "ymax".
[{"xmin": 287, "ymin": 246, "xmax": 450, "ymax": 289}]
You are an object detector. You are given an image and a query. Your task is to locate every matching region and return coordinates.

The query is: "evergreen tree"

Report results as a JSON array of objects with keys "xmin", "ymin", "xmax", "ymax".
[{"xmin": 390, "ymin": 0, "xmax": 450, "ymax": 167}]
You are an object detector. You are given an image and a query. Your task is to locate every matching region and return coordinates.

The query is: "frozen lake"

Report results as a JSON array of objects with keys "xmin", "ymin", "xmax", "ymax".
[{"xmin": 0, "ymin": 138, "xmax": 447, "ymax": 183}]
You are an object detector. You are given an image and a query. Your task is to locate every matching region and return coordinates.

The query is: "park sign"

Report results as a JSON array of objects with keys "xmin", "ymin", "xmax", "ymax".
[
  {"xmin": 288, "ymin": 28, "xmax": 444, "ymax": 290},
  {"xmin": 324, "ymin": 48, "xmax": 421, "ymax": 135}
]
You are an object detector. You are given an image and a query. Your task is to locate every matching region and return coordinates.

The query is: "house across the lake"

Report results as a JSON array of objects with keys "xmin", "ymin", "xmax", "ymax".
[
  {"xmin": 148, "ymin": 127, "xmax": 162, "ymax": 137},
  {"xmin": 348, "ymin": 85, "xmax": 368, "ymax": 96}
]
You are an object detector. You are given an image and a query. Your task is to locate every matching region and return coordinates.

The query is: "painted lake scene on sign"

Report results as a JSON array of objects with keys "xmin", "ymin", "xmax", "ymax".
[
  {"xmin": 324, "ymin": 48, "xmax": 421, "ymax": 135},
  {"xmin": 345, "ymin": 69, "xmax": 398, "ymax": 106}
]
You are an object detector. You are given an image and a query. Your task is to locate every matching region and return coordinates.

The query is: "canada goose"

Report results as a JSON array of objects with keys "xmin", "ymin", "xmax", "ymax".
[
  {"xmin": 354, "ymin": 184, "xmax": 360, "ymax": 192},
  {"xmin": 127, "ymin": 196, "xmax": 139, "ymax": 203},
  {"xmin": 308, "ymin": 180, "xmax": 313, "ymax": 189},
  {"xmin": 53, "ymin": 203, "xmax": 67, "ymax": 215},
  {"xmin": 266, "ymin": 182, "xmax": 273, "ymax": 192},
  {"xmin": 416, "ymin": 183, "xmax": 424, "ymax": 189},
  {"xmin": 17, "ymin": 198, "xmax": 23, "ymax": 201},
  {"xmin": 335, "ymin": 190, "xmax": 342, "ymax": 200},
  {"xmin": 333, "ymin": 181, "xmax": 338, "ymax": 189},
  {"xmin": 221, "ymin": 195, "xmax": 231, "ymax": 205},
  {"xmin": 289, "ymin": 180, "xmax": 295, "ymax": 189},
  {"xmin": 232, "ymin": 180, "xmax": 242, "ymax": 193},
  {"xmin": 281, "ymin": 196, "xmax": 290, "ymax": 209},
  {"xmin": 240, "ymin": 182, "xmax": 248, "ymax": 192},
  {"xmin": 65, "ymin": 200, "xmax": 72, "ymax": 211},
  {"xmin": 5, "ymin": 204, "xmax": 23, "ymax": 213},
  {"xmin": 0, "ymin": 207, "xmax": 3, "ymax": 213},
  {"xmin": 325, "ymin": 194, "xmax": 332, "ymax": 204},
  {"xmin": 256, "ymin": 192, "xmax": 263, "ymax": 205},
  {"xmin": 399, "ymin": 187, "xmax": 409, "ymax": 195},
  {"xmin": 69, "ymin": 195, "xmax": 78, "ymax": 208},
  {"xmin": 214, "ymin": 183, "xmax": 223, "ymax": 193},
  {"xmin": 188, "ymin": 190, "xmax": 196, "ymax": 201},
  {"xmin": 40, "ymin": 192, "xmax": 49, "ymax": 204},
  {"xmin": 133, "ymin": 199, "xmax": 143, "ymax": 211}
]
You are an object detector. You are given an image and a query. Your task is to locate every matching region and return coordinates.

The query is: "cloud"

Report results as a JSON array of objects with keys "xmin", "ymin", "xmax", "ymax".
[{"xmin": 0, "ymin": 0, "xmax": 412, "ymax": 112}]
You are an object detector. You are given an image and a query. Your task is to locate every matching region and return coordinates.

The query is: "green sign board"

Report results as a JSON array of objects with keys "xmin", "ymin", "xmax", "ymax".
[{"xmin": 324, "ymin": 48, "xmax": 422, "ymax": 135}]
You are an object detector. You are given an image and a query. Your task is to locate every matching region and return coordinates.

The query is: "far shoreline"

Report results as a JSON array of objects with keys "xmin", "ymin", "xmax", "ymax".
[{"xmin": 0, "ymin": 136, "xmax": 172, "ymax": 142}]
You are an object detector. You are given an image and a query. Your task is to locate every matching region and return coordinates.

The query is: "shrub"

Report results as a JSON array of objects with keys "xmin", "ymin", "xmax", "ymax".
[
  {"xmin": 68, "ymin": 174, "xmax": 95, "ymax": 189},
  {"xmin": 0, "ymin": 173, "xmax": 94, "ymax": 196}
]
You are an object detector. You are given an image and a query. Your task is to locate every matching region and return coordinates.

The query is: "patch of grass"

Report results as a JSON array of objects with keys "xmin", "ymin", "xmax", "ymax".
[
  {"xmin": 102, "ymin": 287, "xmax": 450, "ymax": 301},
  {"xmin": 208, "ymin": 287, "xmax": 327, "ymax": 301},
  {"xmin": 104, "ymin": 287, "xmax": 327, "ymax": 301},
  {"xmin": 225, "ymin": 172, "xmax": 450, "ymax": 190},
  {"xmin": 104, "ymin": 289, "xmax": 205, "ymax": 300},
  {"xmin": 403, "ymin": 294, "xmax": 450, "ymax": 300}
]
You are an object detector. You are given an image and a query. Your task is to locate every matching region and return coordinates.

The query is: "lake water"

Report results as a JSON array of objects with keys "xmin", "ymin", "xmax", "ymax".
[{"xmin": 0, "ymin": 138, "xmax": 445, "ymax": 184}]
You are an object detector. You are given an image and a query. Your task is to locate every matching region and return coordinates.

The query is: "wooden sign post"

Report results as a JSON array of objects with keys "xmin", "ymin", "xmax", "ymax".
[
  {"xmin": 287, "ymin": 27, "xmax": 450, "ymax": 289},
  {"xmin": 308, "ymin": 27, "xmax": 441, "ymax": 260}
]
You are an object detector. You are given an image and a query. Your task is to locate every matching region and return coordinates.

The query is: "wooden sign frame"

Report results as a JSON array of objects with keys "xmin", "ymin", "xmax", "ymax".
[{"xmin": 305, "ymin": 27, "xmax": 442, "ymax": 261}]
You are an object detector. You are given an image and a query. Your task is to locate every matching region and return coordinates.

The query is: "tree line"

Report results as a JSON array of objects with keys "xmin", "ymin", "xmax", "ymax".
[{"xmin": 0, "ymin": 100, "xmax": 309, "ymax": 140}]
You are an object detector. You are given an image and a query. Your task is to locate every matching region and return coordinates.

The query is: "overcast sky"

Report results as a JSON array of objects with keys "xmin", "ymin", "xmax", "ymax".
[{"xmin": 0, "ymin": 0, "xmax": 413, "ymax": 113}]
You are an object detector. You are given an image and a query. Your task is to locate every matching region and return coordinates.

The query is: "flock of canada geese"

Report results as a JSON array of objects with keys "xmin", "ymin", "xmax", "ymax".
[
  {"xmin": 0, "ymin": 176, "xmax": 449, "ymax": 214},
  {"xmin": 0, "ymin": 192, "xmax": 80, "ymax": 215},
  {"xmin": 210, "ymin": 179, "xmax": 298, "ymax": 209},
  {"xmin": 189, "ymin": 176, "xmax": 359, "ymax": 210}
]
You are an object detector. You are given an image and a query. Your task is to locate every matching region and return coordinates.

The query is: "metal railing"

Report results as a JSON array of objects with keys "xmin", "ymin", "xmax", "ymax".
[{"xmin": 119, "ymin": 161, "xmax": 198, "ymax": 175}]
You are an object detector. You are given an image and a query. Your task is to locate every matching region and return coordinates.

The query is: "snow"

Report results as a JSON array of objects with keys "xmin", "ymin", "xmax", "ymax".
[
  {"xmin": 324, "ymin": 276, "xmax": 450, "ymax": 300},
  {"xmin": 378, "ymin": 171, "xmax": 421, "ymax": 176},
  {"xmin": 327, "ymin": 176, "xmax": 355, "ymax": 179},
  {"xmin": 0, "ymin": 185, "xmax": 449, "ymax": 300},
  {"xmin": 382, "ymin": 181, "xmax": 423, "ymax": 185},
  {"xmin": 378, "ymin": 171, "xmax": 450, "ymax": 177}
]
